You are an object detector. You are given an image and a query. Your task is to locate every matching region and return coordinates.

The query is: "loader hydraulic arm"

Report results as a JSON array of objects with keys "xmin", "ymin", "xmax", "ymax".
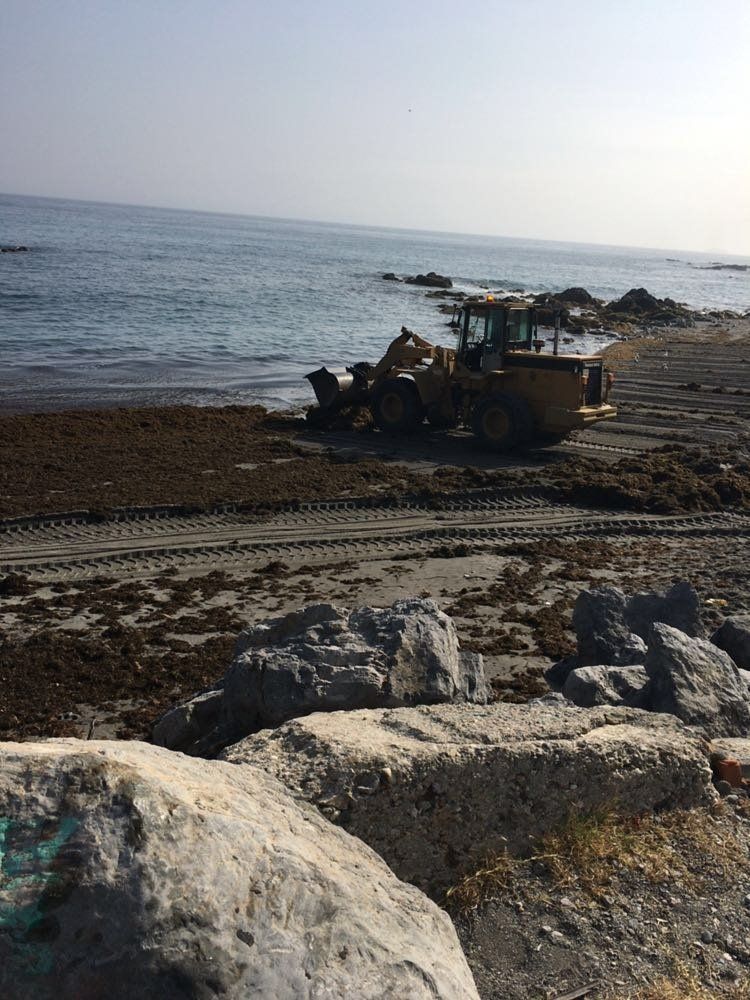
[{"xmin": 371, "ymin": 327, "xmax": 438, "ymax": 380}]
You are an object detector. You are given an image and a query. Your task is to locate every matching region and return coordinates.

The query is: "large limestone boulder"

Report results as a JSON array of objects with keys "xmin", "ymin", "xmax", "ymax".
[
  {"xmin": 711, "ymin": 615, "xmax": 750, "ymax": 669},
  {"xmin": 223, "ymin": 702, "xmax": 714, "ymax": 898},
  {"xmin": 572, "ymin": 587, "xmax": 646, "ymax": 666},
  {"xmin": 154, "ymin": 598, "xmax": 487, "ymax": 756},
  {"xmin": 0, "ymin": 740, "xmax": 478, "ymax": 1000},
  {"xmin": 645, "ymin": 623, "xmax": 750, "ymax": 736}
]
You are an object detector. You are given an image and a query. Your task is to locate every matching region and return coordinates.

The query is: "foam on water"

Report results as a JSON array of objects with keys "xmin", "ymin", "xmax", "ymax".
[{"xmin": 1, "ymin": 193, "xmax": 748, "ymax": 411}]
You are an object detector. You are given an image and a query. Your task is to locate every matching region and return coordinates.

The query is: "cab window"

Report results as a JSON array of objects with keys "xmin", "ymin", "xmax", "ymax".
[
  {"xmin": 465, "ymin": 311, "xmax": 487, "ymax": 345},
  {"xmin": 505, "ymin": 311, "xmax": 532, "ymax": 350}
]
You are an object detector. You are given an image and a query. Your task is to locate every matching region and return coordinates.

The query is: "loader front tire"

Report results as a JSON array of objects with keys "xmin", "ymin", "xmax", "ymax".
[
  {"xmin": 472, "ymin": 392, "xmax": 533, "ymax": 451},
  {"xmin": 371, "ymin": 378, "xmax": 425, "ymax": 433}
]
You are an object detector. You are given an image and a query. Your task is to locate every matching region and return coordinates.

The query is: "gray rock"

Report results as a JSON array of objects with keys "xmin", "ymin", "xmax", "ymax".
[
  {"xmin": 712, "ymin": 616, "xmax": 750, "ymax": 669},
  {"xmin": 152, "ymin": 687, "xmax": 224, "ymax": 755},
  {"xmin": 626, "ymin": 581, "xmax": 702, "ymax": 640},
  {"xmin": 529, "ymin": 691, "xmax": 571, "ymax": 707},
  {"xmin": 404, "ymin": 271, "xmax": 452, "ymax": 289},
  {"xmin": 545, "ymin": 653, "xmax": 579, "ymax": 687},
  {"xmin": 645, "ymin": 623, "xmax": 750, "ymax": 736},
  {"xmin": 154, "ymin": 598, "xmax": 488, "ymax": 756},
  {"xmin": 563, "ymin": 665, "xmax": 649, "ymax": 708},
  {"xmin": 0, "ymin": 739, "xmax": 478, "ymax": 1000},
  {"xmin": 572, "ymin": 587, "xmax": 647, "ymax": 666},
  {"xmin": 223, "ymin": 701, "xmax": 714, "ymax": 897}
]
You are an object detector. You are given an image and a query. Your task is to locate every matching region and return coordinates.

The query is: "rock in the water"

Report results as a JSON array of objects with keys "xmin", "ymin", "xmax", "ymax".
[
  {"xmin": 563, "ymin": 664, "xmax": 649, "ymax": 708},
  {"xmin": 382, "ymin": 271, "xmax": 401, "ymax": 281},
  {"xmin": 572, "ymin": 587, "xmax": 647, "ymax": 666},
  {"xmin": 0, "ymin": 740, "xmax": 478, "ymax": 1000},
  {"xmin": 626, "ymin": 581, "xmax": 702, "ymax": 640},
  {"xmin": 404, "ymin": 271, "xmax": 452, "ymax": 289},
  {"xmin": 607, "ymin": 287, "xmax": 660, "ymax": 314},
  {"xmin": 223, "ymin": 702, "xmax": 714, "ymax": 897},
  {"xmin": 645, "ymin": 623, "xmax": 750, "ymax": 736},
  {"xmin": 534, "ymin": 304, "xmax": 570, "ymax": 327},
  {"xmin": 153, "ymin": 598, "xmax": 488, "ymax": 756},
  {"xmin": 604, "ymin": 287, "xmax": 694, "ymax": 326},
  {"xmin": 557, "ymin": 286, "xmax": 595, "ymax": 305},
  {"xmin": 712, "ymin": 616, "xmax": 750, "ymax": 669}
]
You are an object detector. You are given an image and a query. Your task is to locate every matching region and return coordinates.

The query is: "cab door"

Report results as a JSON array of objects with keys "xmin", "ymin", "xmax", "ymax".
[
  {"xmin": 481, "ymin": 310, "xmax": 505, "ymax": 372},
  {"xmin": 461, "ymin": 308, "xmax": 488, "ymax": 371}
]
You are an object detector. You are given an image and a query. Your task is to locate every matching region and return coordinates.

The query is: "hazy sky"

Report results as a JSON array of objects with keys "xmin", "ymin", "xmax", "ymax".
[{"xmin": 2, "ymin": 0, "xmax": 749, "ymax": 253}]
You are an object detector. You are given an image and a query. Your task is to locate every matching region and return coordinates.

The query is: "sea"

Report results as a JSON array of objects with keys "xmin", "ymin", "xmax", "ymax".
[{"xmin": 1, "ymin": 192, "xmax": 748, "ymax": 412}]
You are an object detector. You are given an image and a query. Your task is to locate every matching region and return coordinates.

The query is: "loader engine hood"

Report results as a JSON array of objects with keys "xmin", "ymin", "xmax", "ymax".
[{"xmin": 502, "ymin": 351, "xmax": 604, "ymax": 373}]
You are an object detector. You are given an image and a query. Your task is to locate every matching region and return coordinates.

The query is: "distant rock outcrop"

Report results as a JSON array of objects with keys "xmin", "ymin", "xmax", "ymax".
[
  {"xmin": 605, "ymin": 287, "xmax": 695, "ymax": 326},
  {"xmin": 696, "ymin": 263, "xmax": 749, "ymax": 272},
  {"xmin": 404, "ymin": 271, "xmax": 453, "ymax": 289},
  {"xmin": 556, "ymin": 286, "xmax": 596, "ymax": 305}
]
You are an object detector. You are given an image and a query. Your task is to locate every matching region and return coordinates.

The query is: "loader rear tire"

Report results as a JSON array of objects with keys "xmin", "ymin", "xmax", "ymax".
[
  {"xmin": 472, "ymin": 392, "xmax": 533, "ymax": 451},
  {"xmin": 371, "ymin": 378, "xmax": 425, "ymax": 433}
]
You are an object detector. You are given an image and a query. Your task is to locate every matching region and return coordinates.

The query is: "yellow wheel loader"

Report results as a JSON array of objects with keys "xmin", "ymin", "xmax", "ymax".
[{"xmin": 305, "ymin": 300, "xmax": 616, "ymax": 451}]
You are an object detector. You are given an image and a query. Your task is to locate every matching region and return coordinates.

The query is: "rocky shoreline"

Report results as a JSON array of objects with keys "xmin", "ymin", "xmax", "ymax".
[
  {"xmin": 384, "ymin": 274, "xmax": 749, "ymax": 339},
  {"xmin": 2, "ymin": 304, "xmax": 750, "ymax": 997}
]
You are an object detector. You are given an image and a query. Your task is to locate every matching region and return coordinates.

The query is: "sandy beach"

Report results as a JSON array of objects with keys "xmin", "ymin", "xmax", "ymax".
[{"xmin": 2, "ymin": 314, "xmax": 749, "ymax": 742}]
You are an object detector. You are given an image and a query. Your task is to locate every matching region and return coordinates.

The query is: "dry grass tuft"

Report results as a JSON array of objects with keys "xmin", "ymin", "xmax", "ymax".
[
  {"xmin": 444, "ymin": 851, "xmax": 520, "ymax": 911},
  {"xmin": 445, "ymin": 807, "xmax": 745, "ymax": 913},
  {"xmin": 620, "ymin": 959, "xmax": 750, "ymax": 999}
]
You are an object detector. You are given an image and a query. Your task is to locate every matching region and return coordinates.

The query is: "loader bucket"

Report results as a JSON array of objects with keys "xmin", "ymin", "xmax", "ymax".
[{"xmin": 305, "ymin": 367, "xmax": 358, "ymax": 410}]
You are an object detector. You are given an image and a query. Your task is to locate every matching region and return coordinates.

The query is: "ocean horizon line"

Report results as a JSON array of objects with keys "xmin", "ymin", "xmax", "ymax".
[{"xmin": 3, "ymin": 189, "xmax": 749, "ymax": 263}]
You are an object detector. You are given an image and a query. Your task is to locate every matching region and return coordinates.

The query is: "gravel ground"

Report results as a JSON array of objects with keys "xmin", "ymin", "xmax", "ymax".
[{"xmin": 451, "ymin": 804, "xmax": 750, "ymax": 999}]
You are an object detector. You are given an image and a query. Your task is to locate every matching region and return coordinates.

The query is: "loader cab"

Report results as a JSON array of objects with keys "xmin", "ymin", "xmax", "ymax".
[{"xmin": 458, "ymin": 302, "xmax": 536, "ymax": 373}]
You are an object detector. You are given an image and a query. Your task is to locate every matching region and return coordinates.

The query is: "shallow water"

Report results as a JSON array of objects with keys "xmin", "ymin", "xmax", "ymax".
[{"xmin": 1, "ymin": 193, "xmax": 748, "ymax": 411}]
